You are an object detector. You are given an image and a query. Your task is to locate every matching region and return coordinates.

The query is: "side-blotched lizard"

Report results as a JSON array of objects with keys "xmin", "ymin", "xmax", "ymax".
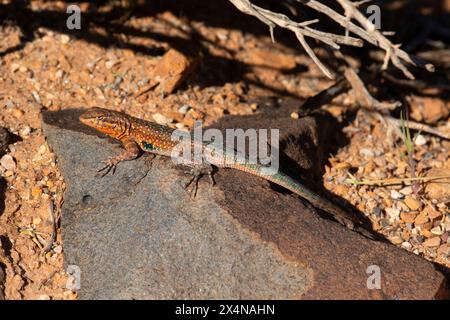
[{"xmin": 79, "ymin": 107, "xmax": 364, "ymax": 232}]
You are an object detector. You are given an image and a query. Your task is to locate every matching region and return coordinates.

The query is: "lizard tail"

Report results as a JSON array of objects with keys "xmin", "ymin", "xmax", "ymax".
[{"xmin": 227, "ymin": 162, "xmax": 358, "ymax": 227}]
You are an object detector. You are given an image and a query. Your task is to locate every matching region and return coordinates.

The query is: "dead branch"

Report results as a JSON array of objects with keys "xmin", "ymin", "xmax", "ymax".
[
  {"xmin": 228, "ymin": 0, "xmax": 363, "ymax": 78},
  {"xmin": 229, "ymin": 0, "xmax": 435, "ymax": 80},
  {"xmin": 343, "ymin": 67, "xmax": 401, "ymax": 111}
]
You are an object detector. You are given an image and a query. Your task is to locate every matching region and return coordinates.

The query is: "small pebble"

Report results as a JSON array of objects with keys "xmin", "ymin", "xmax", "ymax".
[
  {"xmin": 5, "ymin": 100, "xmax": 14, "ymax": 109},
  {"xmin": 55, "ymin": 70, "xmax": 64, "ymax": 78},
  {"xmin": 10, "ymin": 63, "xmax": 20, "ymax": 73},
  {"xmin": 359, "ymin": 148, "xmax": 374, "ymax": 158},
  {"xmin": 399, "ymin": 186, "xmax": 413, "ymax": 195},
  {"xmin": 290, "ymin": 112, "xmax": 299, "ymax": 120},
  {"xmin": 414, "ymin": 211, "xmax": 429, "ymax": 225},
  {"xmin": 152, "ymin": 113, "xmax": 171, "ymax": 125},
  {"xmin": 4, "ymin": 170, "xmax": 14, "ymax": 177},
  {"xmin": 0, "ymin": 154, "xmax": 16, "ymax": 171},
  {"xmin": 404, "ymin": 196, "xmax": 421, "ymax": 211},
  {"xmin": 414, "ymin": 134, "xmax": 426, "ymax": 146},
  {"xmin": 54, "ymin": 245, "xmax": 63, "ymax": 254},
  {"xmin": 423, "ymin": 237, "xmax": 441, "ymax": 247},
  {"xmin": 19, "ymin": 126, "xmax": 31, "ymax": 137},
  {"xmin": 385, "ymin": 207, "xmax": 400, "ymax": 219},
  {"xmin": 430, "ymin": 226, "xmax": 443, "ymax": 236},
  {"xmin": 401, "ymin": 242, "xmax": 412, "ymax": 250},
  {"xmin": 400, "ymin": 212, "xmax": 416, "ymax": 223},
  {"xmin": 250, "ymin": 103, "xmax": 258, "ymax": 111},
  {"xmin": 31, "ymin": 186, "xmax": 42, "ymax": 199},
  {"xmin": 178, "ymin": 104, "xmax": 191, "ymax": 114},
  {"xmin": 390, "ymin": 190, "xmax": 403, "ymax": 200},
  {"xmin": 38, "ymin": 144, "xmax": 47, "ymax": 154},
  {"xmin": 60, "ymin": 34, "xmax": 70, "ymax": 44},
  {"xmin": 372, "ymin": 206, "xmax": 382, "ymax": 217},
  {"xmin": 105, "ymin": 60, "xmax": 118, "ymax": 69}
]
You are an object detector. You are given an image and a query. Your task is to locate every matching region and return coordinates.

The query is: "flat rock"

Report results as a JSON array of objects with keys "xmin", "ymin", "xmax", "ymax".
[{"xmin": 42, "ymin": 106, "xmax": 448, "ymax": 299}]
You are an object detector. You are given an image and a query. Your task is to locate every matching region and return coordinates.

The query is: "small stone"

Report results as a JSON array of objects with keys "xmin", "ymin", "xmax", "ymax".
[
  {"xmin": 0, "ymin": 154, "xmax": 16, "ymax": 171},
  {"xmin": 19, "ymin": 65, "xmax": 28, "ymax": 73},
  {"xmin": 250, "ymin": 103, "xmax": 258, "ymax": 111},
  {"xmin": 437, "ymin": 245, "xmax": 449, "ymax": 256},
  {"xmin": 60, "ymin": 34, "xmax": 70, "ymax": 44},
  {"xmin": 31, "ymin": 186, "xmax": 42, "ymax": 199},
  {"xmin": 442, "ymin": 232, "xmax": 449, "ymax": 243},
  {"xmin": 414, "ymin": 211, "xmax": 429, "ymax": 226},
  {"xmin": 408, "ymin": 95, "xmax": 449, "ymax": 124},
  {"xmin": 63, "ymin": 290, "xmax": 78, "ymax": 300},
  {"xmin": 414, "ymin": 134, "xmax": 426, "ymax": 146},
  {"xmin": 424, "ymin": 206, "xmax": 442, "ymax": 220},
  {"xmin": 54, "ymin": 245, "xmax": 63, "ymax": 254},
  {"xmin": 4, "ymin": 100, "xmax": 14, "ymax": 109},
  {"xmin": 389, "ymin": 236, "xmax": 403, "ymax": 245},
  {"xmin": 55, "ymin": 70, "xmax": 64, "ymax": 78},
  {"xmin": 401, "ymin": 242, "xmax": 412, "ymax": 250},
  {"xmin": 400, "ymin": 212, "xmax": 416, "ymax": 223},
  {"xmin": 39, "ymin": 294, "xmax": 51, "ymax": 300},
  {"xmin": 105, "ymin": 60, "xmax": 118, "ymax": 69},
  {"xmin": 245, "ymin": 48, "xmax": 297, "ymax": 70},
  {"xmin": 404, "ymin": 196, "xmax": 421, "ymax": 211},
  {"xmin": 385, "ymin": 207, "xmax": 400, "ymax": 219},
  {"xmin": 19, "ymin": 126, "xmax": 31, "ymax": 137},
  {"xmin": 290, "ymin": 112, "xmax": 299, "ymax": 120},
  {"xmin": 175, "ymin": 123, "xmax": 186, "ymax": 130},
  {"xmin": 12, "ymin": 108, "xmax": 24, "ymax": 118},
  {"xmin": 380, "ymin": 218, "xmax": 390, "ymax": 228},
  {"xmin": 390, "ymin": 190, "xmax": 403, "ymax": 200},
  {"xmin": 38, "ymin": 144, "xmax": 47, "ymax": 154},
  {"xmin": 372, "ymin": 206, "xmax": 382, "ymax": 217},
  {"xmin": 152, "ymin": 48, "xmax": 199, "ymax": 94},
  {"xmin": 32, "ymin": 91, "xmax": 41, "ymax": 104},
  {"xmin": 4, "ymin": 170, "xmax": 14, "ymax": 177},
  {"xmin": 423, "ymin": 237, "xmax": 441, "ymax": 247},
  {"xmin": 152, "ymin": 113, "xmax": 170, "ymax": 125},
  {"xmin": 430, "ymin": 226, "xmax": 443, "ymax": 236},
  {"xmin": 178, "ymin": 105, "xmax": 191, "ymax": 114},
  {"xmin": 399, "ymin": 186, "xmax": 413, "ymax": 195},
  {"xmin": 425, "ymin": 168, "xmax": 450, "ymax": 201},
  {"xmin": 10, "ymin": 63, "xmax": 20, "ymax": 73},
  {"xmin": 359, "ymin": 148, "xmax": 374, "ymax": 158},
  {"xmin": 33, "ymin": 217, "xmax": 42, "ymax": 225}
]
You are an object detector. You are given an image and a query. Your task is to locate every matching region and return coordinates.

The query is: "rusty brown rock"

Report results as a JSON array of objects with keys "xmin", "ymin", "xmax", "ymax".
[
  {"xmin": 243, "ymin": 48, "xmax": 297, "ymax": 70},
  {"xmin": 425, "ymin": 168, "xmax": 450, "ymax": 201},
  {"xmin": 409, "ymin": 96, "xmax": 449, "ymax": 124},
  {"xmin": 151, "ymin": 48, "xmax": 199, "ymax": 94}
]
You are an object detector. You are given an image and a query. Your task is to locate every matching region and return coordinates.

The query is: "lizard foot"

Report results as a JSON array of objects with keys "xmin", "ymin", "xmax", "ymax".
[
  {"xmin": 97, "ymin": 157, "xmax": 121, "ymax": 177},
  {"xmin": 183, "ymin": 164, "xmax": 215, "ymax": 198}
]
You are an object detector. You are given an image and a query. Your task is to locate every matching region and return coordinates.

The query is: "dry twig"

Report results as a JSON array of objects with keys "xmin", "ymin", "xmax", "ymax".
[{"xmin": 229, "ymin": 0, "xmax": 434, "ymax": 80}]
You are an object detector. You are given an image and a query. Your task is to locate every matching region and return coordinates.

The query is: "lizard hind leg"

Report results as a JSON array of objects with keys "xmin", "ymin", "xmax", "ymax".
[{"xmin": 183, "ymin": 164, "xmax": 215, "ymax": 198}]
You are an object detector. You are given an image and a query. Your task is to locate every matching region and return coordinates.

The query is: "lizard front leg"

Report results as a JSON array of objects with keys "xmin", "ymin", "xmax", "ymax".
[{"xmin": 98, "ymin": 137, "xmax": 140, "ymax": 176}]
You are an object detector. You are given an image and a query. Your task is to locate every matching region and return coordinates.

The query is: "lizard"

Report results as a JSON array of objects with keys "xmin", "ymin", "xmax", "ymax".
[{"xmin": 79, "ymin": 107, "xmax": 365, "ymax": 233}]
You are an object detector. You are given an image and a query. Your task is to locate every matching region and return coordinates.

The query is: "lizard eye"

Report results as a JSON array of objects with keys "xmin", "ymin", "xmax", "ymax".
[{"xmin": 96, "ymin": 115, "xmax": 104, "ymax": 121}]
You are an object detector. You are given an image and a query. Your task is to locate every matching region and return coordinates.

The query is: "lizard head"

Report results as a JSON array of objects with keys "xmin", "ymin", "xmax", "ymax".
[{"xmin": 79, "ymin": 107, "xmax": 130, "ymax": 138}]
